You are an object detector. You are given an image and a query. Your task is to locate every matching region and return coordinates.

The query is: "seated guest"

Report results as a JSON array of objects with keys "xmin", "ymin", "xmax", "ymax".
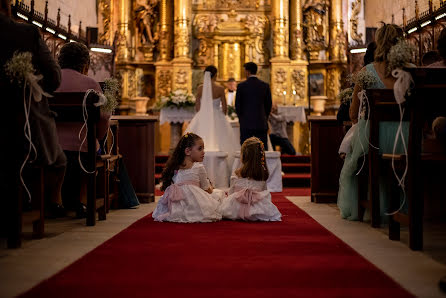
[
  {"xmin": 56, "ymin": 42, "xmax": 111, "ymax": 217},
  {"xmin": 427, "ymin": 28, "xmax": 446, "ymax": 145},
  {"xmin": 269, "ymin": 103, "xmax": 296, "ymax": 155},
  {"xmin": 338, "ymin": 24, "xmax": 410, "ymax": 221},
  {"xmin": 422, "ymin": 50, "xmax": 441, "ymax": 66},
  {"xmin": 0, "ymin": 0, "xmax": 66, "ymax": 219},
  {"xmin": 428, "ymin": 28, "xmax": 446, "ymax": 68}
]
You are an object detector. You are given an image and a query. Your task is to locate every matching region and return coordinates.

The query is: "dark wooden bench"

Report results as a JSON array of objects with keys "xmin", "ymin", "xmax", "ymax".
[
  {"xmin": 365, "ymin": 68, "xmax": 446, "ymax": 250},
  {"xmin": 50, "ymin": 92, "xmax": 107, "ymax": 226}
]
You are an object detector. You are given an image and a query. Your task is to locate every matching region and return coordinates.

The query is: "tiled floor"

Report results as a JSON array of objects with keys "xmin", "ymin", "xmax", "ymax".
[{"xmin": 1, "ymin": 196, "xmax": 446, "ymax": 298}]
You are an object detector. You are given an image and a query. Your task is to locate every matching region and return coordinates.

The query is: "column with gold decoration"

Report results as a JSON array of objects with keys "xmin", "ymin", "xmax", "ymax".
[
  {"xmin": 270, "ymin": 0, "xmax": 291, "ymax": 105},
  {"xmin": 172, "ymin": 0, "xmax": 192, "ymax": 93}
]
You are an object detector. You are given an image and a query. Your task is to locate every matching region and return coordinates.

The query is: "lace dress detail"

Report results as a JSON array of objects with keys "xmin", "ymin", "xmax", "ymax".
[
  {"xmin": 152, "ymin": 163, "xmax": 223, "ymax": 223},
  {"xmin": 218, "ymin": 176, "xmax": 282, "ymax": 221}
]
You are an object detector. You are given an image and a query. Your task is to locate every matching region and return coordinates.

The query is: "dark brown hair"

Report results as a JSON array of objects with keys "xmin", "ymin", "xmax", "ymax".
[
  {"xmin": 161, "ymin": 133, "xmax": 202, "ymax": 190},
  {"xmin": 204, "ymin": 65, "xmax": 217, "ymax": 78},
  {"xmin": 58, "ymin": 42, "xmax": 90, "ymax": 73},
  {"xmin": 236, "ymin": 137, "xmax": 269, "ymax": 181}
]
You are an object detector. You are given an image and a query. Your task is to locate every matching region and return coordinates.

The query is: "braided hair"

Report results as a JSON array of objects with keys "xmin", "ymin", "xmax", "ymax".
[
  {"xmin": 161, "ymin": 133, "xmax": 202, "ymax": 190},
  {"xmin": 236, "ymin": 137, "xmax": 269, "ymax": 181}
]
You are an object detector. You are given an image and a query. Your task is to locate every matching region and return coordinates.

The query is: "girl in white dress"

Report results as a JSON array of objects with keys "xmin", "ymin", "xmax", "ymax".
[
  {"xmin": 152, "ymin": 133, "xmax": 224, "ymax": 223},
  {"xmin": 219, "ymin": 137, "xmax": 282, "ymax": 221}
]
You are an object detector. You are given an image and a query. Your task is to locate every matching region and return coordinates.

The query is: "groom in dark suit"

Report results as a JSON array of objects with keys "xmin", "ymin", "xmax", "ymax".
[{"xmin": 235, "ymin": 62, "xmax": 272, "ymax": 149}]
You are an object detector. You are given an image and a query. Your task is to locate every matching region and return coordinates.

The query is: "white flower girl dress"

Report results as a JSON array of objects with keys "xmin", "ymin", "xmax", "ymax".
[
  {"xmin": 218, "ymin": 176, "xmax": 282, "ymax": 221},
  {"xmin": 152, "ymin": 163, "xmax": 224, "ymax": 223}
]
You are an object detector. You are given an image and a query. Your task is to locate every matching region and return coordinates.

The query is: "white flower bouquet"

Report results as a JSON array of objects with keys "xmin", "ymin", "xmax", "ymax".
[
  {"xmin": 353, "ymin": 69, "xmax": 379, "ymax": 89},
  {"xmin": 4, "ymin": 51, "xmax": 35, "ymax": 85},
  {"xmin": 101, "ymin": 77, "xmax": 119, "ymax": 113},
  {"xmin": 337, "ymin": 87, "xmax": 354, "ymax": 104},
  {"xmin": 157, "ymin": 89, "xmax": 195, "ymax": 109},
  {"xmin": 387, "ymin": 39, "xmax": 416, "ymax": 75}
]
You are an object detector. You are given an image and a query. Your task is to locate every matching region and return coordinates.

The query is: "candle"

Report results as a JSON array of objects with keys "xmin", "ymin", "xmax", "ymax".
[{"xmin": 282, "ymin": 90, "xmax": 287, "ymax": 105}]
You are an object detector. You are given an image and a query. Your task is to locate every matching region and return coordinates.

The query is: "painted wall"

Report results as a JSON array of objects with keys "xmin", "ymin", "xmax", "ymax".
[
  {"xmin": 365, "ymin": 0, "xmax": 442, "ymax": 28},
  {"xmin": 21, "ymin": 0, "xmax": 98, "ymax": 35}
]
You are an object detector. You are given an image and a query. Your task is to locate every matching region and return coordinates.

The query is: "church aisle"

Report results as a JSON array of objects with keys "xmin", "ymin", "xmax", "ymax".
[{"xmin": 15, "ymin": 193, "xmax": 412, "ymax": 298}]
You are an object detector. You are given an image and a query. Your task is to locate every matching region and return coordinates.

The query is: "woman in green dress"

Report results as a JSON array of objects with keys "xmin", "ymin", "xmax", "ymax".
[{"xmin": 337, "ymin": 24, "xmax": 409, "ymax": 221}]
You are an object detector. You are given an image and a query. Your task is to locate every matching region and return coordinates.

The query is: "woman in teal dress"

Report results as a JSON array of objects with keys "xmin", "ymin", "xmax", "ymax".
[{"xmin": 337, "ymin": 24, "xmax": 409, "ymax": 221}]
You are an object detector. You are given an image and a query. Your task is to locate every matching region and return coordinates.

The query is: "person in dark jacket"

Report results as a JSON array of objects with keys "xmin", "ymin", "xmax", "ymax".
[
  {"xmin": 235, "ymin": 62, "xmax": 272, "ymax": 148},
  {"xmin": 0, "ymin": 0, "xmax": 66, "ymax": 221}
]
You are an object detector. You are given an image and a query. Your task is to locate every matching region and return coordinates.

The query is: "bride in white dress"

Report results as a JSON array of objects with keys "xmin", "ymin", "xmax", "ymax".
[{"xmin": 185, "ymin": 66, "xmax": 239, "ymax": 187}]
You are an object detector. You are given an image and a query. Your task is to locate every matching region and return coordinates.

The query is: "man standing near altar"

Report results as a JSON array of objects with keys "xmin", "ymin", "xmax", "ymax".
[
  {"xmin": 235, "ymin": 62, "xmax": 272, "ymax": 149},
  {"xmin": 225, "ymin": 77, "xmax": 237, "ymax": 106}
]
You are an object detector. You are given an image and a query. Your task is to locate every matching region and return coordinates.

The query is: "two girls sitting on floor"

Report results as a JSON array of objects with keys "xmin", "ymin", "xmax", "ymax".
[{"xmin": 152, "ymin": 134, "xmax": 281, "ymax": 223}]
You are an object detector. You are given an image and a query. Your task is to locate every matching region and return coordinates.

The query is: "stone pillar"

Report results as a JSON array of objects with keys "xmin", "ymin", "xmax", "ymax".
[
  {"xmin": 155, "ymin": 0, "xmax": 173, "ymax": 99},
  {"xmin": 329, "ymin": 0, "xmax": 346, "ymax": 63},
  {"xmin": 290, "ymin": 0, "xmax": 305, "ymax": 61},
  {"xmin": 158, "ymin": 0, "xmax": 172, "ymax": 62},
  {"xmin": 172, "ymin": 0, "xmax": 192, "ymax": 92},
  {"xmin": 271, "ymin": 0, "xmax": 289, "ymax": 59},
  {"xmin": 270, "ymin": 0, "xmax": 291, "ymax": 105},
  {"xmin": 116, "ymin": 0, "xmax": 132, "ymax": 62},
  {"xmin": 327, "ymin": 0, "xmax": 346, "ymax": 107}
]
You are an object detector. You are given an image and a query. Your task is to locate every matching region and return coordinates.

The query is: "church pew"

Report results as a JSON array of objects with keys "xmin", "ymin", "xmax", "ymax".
[
  {"xmin": 366, "ymin": 88, "xmax": 410, "ymax": 228},
  {"xmin": 405, "ymin": 68, "xmax": 446, "ymax": 250},
  {"xmin": 50, "ymin": 92, "xmax": 107, "ymax": 226},
  {"xmin": 366, "ymin": 68, "xmax": 446, "ymax": 250}
]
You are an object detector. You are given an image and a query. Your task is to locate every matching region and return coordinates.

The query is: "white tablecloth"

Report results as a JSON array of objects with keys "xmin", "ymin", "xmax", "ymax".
[
  {"xmin": 160, "ymin": 106, "xmax": 195, "ymax": 124},
  {"xmin": 203, "ymin": 151, "xmax": 230, "ymax": 188},
  {"xmin": 277, "ymin": 105, "xmax": 306, "ymax": 123},
  {"xmin": 232, "ymin": 151, "xmax": 282, "ymax": 192}
]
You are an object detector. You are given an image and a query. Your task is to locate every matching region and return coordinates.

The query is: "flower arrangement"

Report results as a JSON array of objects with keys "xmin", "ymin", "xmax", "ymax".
[
  {"xmin": 387, "ymin": 39, "xmax": 416, "ymax": 75},
  {"xmin": 227, "ymin": 104, "xmax": 237, "ymax": 120},
  {"xmin": 101, "ymin": 77, "xmax": 119, "ymax": 113},
  {"xmin": 337, "ymin": 87, "xmax": 354, "ymax": 104},
  {"xmin": 157, "ymin": 89, "xmax": 195, "ymax": 109},
  {"xmin": 4, "ymin": 51, "xmax": 35, "ymax": 85},
  {"xmin": 352, "ymin": 69, "xmax": 379, "ymax": 89}
]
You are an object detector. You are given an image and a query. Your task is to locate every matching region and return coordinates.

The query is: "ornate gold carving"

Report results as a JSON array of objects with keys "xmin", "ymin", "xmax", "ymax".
[
  {"xmin": 273, "ymin": 68, "xmax": 287, "ymax": 99},
  {"xmin": 330, "ymin": 23, "xmax": 346, "ymax": 61},
  {"xmin": 291, "ymin": 69, "xmax": 306, "ymax": 101},
  {"xmin": 326, "ymin": 69, "xmax": 337, "ymax": 100},
  {"xmin": 193, "ymin": 14, "xmax": 218, "ymax": 35},
  {"xmin": 303, "ymin": 1, "xmax": 328, "ymax": 59},
  {"xmin": 128, "ymin": 69, "xmax": 137, "ymax": 98},
  {"xmin": 157, "ymin": 69, "xmax": 172, "ymax": 96},
  {"xmin": 350, "ymin": 0, "xmax": 363, "ymax": 44},
  {"xmin": 175, "ymin": 69, "xmax": 188, "ymax": 90},
  {"xmin": 245, "ymin": 15, "xmax": 270, "ymax": 64},
  {"xmin": 98, "ymin": 0, "xmax": 111, "ymax": 43},
  {"xmin": 201, "ymin": 0, "xmax": 263, "ymax": 10},
  {"xmin": 174, "ymin": 17, "xmax": 191, "ymax": 58}
]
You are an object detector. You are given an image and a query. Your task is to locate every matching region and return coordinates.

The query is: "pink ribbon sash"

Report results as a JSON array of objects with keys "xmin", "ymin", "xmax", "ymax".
[
  {"xmin": 233, "ymin": 187, "xmax": 263, "ymax": 220},
  {"xmin": 157, "ymin": 180, "xmax": 200, "ymax": 220}
]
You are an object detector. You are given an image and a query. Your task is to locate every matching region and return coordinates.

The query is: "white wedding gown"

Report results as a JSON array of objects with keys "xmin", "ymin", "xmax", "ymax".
[{"xmin": 185, "ymin": 72, "xmax": 239, "ymax": 187}]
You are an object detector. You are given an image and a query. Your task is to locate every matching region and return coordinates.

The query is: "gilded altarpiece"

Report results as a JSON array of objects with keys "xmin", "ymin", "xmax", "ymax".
[{"xmin": 98, "ymin": 0, "xmax": 348, "ymax": 154}]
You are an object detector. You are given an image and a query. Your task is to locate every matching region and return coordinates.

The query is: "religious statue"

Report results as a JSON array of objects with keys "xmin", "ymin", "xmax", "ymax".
[
  {"xmin": 134, "ymin": 0, "xmax": 159, "ymax": 45},
  {"xmin": 303, "ymin": 0, "xmax": 328, "ymax": 55},
  {"xmin": 350, "ymin": 0, "xmax": 363, "ymax": 44}
]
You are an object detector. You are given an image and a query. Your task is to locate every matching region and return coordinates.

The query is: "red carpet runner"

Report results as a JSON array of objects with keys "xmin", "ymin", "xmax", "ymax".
[{"xmin": 21, "ymin": 192, "xmax": 412, "ymax": 298}]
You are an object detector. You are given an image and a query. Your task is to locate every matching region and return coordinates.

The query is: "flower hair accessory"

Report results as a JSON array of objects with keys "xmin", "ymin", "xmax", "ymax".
[
  {"xmin": 184, "ymin": 133, "xmax": 189, "ymax": 138},
  {"xmin": 259, "ymin": 140, "xmax": 266, "ymax": 170}
]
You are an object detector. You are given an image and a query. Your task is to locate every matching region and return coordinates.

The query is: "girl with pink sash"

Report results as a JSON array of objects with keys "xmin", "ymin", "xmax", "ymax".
[
  {"xmin": 152, "ymin": 133, "xmax": 223, "ymax": 223},
  {"xmin": 219, "ymin": 137, "xmax": 281, "ymax": 221}
]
